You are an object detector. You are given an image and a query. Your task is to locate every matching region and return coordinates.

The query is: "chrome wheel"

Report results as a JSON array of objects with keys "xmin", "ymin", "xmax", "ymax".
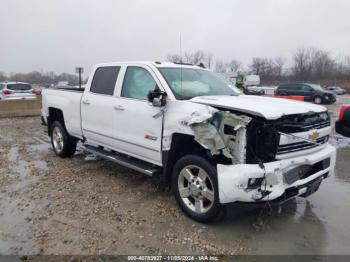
[
  {"xmin": 178, "ymin": 165, "xmax": 215, "ymax": 214},
  {"xmin": 52, "ymin": 126, "xmax": 64, "ymax": 153}
]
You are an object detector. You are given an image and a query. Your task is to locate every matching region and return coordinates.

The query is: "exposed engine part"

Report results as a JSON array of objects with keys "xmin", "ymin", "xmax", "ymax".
[{"xmin": 184, "ymin": 109, "xmax": 251, "ymax": 163}]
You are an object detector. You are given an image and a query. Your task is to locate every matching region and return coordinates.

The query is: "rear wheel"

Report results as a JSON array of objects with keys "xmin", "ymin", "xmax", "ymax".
[
  {"xmin": 313, "ymin": 96, "xmax": 322, "ymax": 104},
  {"xmin": 172, "ymin": 155, "xmax": 223, "ymax": 223},
  {"xmin": 50, "ymin": 121, "xmax": 77, "ymax": 158}
]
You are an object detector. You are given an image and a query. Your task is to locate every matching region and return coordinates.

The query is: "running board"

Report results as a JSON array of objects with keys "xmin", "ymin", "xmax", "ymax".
[{"xmin": 82, "ymin": 145, "xmax": 160, "ymax": 176}]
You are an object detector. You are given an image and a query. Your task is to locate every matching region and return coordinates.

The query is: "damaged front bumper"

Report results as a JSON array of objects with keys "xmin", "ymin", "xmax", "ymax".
[{"xmin": 217, "ymin": 144, "xmax": 336, "ymax": 204}]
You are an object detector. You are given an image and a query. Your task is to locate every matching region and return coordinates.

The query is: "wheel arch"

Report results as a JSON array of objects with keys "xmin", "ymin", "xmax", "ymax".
[
  {"xmin": 47, "ymin": 107, "xmax": 66, "ymax": 136},
  {"xmin": 161, "ymin": 133, "xmax": 210, "ymax": 186}
]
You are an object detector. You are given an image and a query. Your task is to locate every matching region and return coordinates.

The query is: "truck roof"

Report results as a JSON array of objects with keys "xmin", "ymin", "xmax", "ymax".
[{"xmin": 94, "ymin": 61, "xmax": 207, "ymax": 70}]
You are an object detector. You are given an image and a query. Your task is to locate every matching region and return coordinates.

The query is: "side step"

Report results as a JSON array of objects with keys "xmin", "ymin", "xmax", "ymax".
[{"xmin": 82, "ymin": 144, "xmax": 160, "ymax": 176}]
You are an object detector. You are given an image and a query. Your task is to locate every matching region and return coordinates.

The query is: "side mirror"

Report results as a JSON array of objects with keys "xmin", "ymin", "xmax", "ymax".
[{"xmin": 147, "ymin": 87, "xmax": 167, "ymax": 107}]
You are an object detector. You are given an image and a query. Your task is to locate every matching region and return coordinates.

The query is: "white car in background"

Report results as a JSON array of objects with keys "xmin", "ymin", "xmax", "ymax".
[{"xmin": 0, "ymin": 82, "xmax": 37, "ymax": 100}]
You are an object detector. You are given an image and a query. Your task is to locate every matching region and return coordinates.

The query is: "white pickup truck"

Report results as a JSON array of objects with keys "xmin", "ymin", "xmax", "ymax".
[{"xmin": 42, "ymin": 61, "xmax": 336, "ymax": 222}]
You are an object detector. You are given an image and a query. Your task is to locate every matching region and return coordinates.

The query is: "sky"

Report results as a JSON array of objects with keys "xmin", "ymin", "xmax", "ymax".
[{"xmin": 1, "ymin": 0, "xmax": 350, "ymax": 77}]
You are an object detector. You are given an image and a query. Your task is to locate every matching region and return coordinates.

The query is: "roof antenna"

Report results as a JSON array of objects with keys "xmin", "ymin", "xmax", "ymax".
[{"xmin": 180, "ymin": 33, "xmax": 183, "ymax": 97}]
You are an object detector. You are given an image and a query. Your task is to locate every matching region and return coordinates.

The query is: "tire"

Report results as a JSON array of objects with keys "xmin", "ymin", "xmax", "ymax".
[
  {"xmin": 172, "ymin": 155, "xmax": 223, "ymax": 223},
  {"xmin": 313, "ymin": 96, "xmax": 322, "ymax": 104},
  {"xmin": 50, "ymin": 121, "xmax": 77, "ymax": 158}
]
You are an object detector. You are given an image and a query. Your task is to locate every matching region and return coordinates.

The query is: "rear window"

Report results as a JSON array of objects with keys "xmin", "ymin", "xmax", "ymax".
[
  {"xmin": 90, "ymin": 66, "xmax": 120, "ymax": 95},
  {"xmin": 0, "ymin": 84, "xmax": 5, "ymax": 90},
  {"xmin": 7, "ymin": 84, "xmax": 32, "ymax": 90}
]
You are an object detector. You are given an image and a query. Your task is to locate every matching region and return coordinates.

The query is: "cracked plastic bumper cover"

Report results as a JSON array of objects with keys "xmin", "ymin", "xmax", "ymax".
[{"xmin": 217, "ymin": 144, "xmax": 336, "ymax": 204}]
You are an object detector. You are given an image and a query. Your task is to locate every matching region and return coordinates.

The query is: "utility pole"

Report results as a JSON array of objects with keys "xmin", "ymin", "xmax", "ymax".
[{"xmin": 75, "ymin": 67, "xmax": 84, "ymax": 89}]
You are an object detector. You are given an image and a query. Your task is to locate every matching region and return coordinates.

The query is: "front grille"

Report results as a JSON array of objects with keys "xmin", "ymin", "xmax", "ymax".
[
  {"xmin": 277, "ymin": 135, "xmax": 328, "ymax": 155},
  {"xmin": 278, "ymin": 112, "xmax": 330, "ymax": 133},
  {"xmin": 302, "ymin": 121, "xmax": 330, "ymax": 131}
]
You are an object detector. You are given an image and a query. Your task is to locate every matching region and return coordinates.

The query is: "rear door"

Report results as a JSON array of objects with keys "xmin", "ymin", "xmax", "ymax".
[
  {"xmin": 112, "ymin": 65, "xmax": 163, "ymax": 165},
  {"xmin": 300, "ymin": 84, "xmax": 314, "ymax": 101},
  {"xmin": 81, "ymin": 66, "xmax": 122, "ymax": 148},
  {"xmin": 278, "ymin": 84, "xmax": 292, "ymax": 96}
]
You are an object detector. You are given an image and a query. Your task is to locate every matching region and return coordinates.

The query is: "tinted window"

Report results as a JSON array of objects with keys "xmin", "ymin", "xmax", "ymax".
[
  {"xmin": 292, "ymin": 84, "xmax": 303, "ymax": 90},
  {"xmin": 278, "ymin": 85, "xmax": 290, "ymax": 90},
  {"xmin": 90, "ymin": 66, "xmax": 120, "ymax": 95},
  {"xmin": 302, "ymin": 85, "xmax": 313, "ymax": 92},
  {"xmin": 121, "ymin": 67, "xmax": 157, "ymax": 100},
  {"xmin": 7, "ymin": 84, "xmax": 32, "ymax": 90},
  {"xmin": 0, "ymin": 84, "xmax": 4, "ymax": 90}
]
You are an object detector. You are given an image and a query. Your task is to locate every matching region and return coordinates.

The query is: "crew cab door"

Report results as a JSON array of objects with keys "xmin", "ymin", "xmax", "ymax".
[
  {"xmin": 112, "ymin": 65, "xmax": 163, "ymax": 165},
  {"xmin": 81, "ymin": 66, "xmax": 122, "ymax": 148}
]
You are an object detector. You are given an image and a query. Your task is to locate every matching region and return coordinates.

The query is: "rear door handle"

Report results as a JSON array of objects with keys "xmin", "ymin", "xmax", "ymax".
[
  {"xmin": 82, "ymin": 99, "xmax": 91, "ymax": 105},
  {"xmin": 113, "ymin": 105, "xmax": 125, "ymax": 111}
]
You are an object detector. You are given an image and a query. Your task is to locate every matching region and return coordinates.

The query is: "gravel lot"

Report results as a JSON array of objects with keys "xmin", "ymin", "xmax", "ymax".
[{"xmin": 0, "ymin": 95, "xmax": 350, "ymax": 256}]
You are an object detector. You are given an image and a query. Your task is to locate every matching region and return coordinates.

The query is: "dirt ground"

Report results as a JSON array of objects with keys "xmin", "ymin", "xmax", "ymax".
[{"xmin": 0, "ymin": 96, "xmax": 350, "ymax": 256}]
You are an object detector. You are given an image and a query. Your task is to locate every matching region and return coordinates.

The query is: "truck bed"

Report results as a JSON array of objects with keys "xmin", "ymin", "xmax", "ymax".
[
  {"xmin": 42, "ymin": 88, "xmax": 83, "ymax": 138},
  {"xmin": 51, "ymin": 87, "xmax": 85, "ymax": 92}
]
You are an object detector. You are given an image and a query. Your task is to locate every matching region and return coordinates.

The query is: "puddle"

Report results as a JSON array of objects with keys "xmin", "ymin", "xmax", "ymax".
[
  {"xmin": 26, "ymin": 143, "xmax": 51, "ymax": 157},
  {"xmin": 0, "ymin": 193, "xmax": 47, "ymax": 255},
  {"xmin": 205, "ymin": 147, "xmax": 350, "ymax": 255},
  {"xmin": 32, "ymin": 160, "xmax": 48, "ymax": 170},
  {"xmin": 329, "ymin": 134, "xmax": 350, "ymax": 149},
  {"xmin": 8, "ymin": 147, "xmax": 19, "ymax": 162}
]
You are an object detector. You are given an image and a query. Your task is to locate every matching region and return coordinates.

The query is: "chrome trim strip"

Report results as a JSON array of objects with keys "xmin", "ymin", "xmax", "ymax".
[{"xmin": 82, "ymin": 128, "xmax": 160, "ymax": 152}]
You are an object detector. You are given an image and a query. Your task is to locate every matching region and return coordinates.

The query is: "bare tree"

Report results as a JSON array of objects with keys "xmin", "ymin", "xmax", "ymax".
[
  {"xmin": 292, "ymin": 47, "xmax": 314, "ymax": 81},
  {"xmin": 0, "ymin": 72, "xmax": 7, "ymax": 82},
  {"xmin": 184, "ymin": 50, "xmax": 205, "ymax": 64},
  {"xmin": 228, "ymin": 59, "xmax": 241, "ymax": 72},
  {"xmin": 206, "ymin": 52, "xmax": 214, "ymax": 69},
  {"xmin": 249, "ymin": 57, "xmax": 269, "ymax": 75},
  {"xmin": 274, "ymin": 57, "xmax": 286, "ymax": 78},
  {"xmin": 215, "ymin": 60, "xmax": 226, "ymax": 73},
  {"xmin": 167, "ymin": 50, "xmax": 206, "ymax": 65},
  {"xmin": 167, "ymin": 54, "xmax": 182, "ymax": 63}
]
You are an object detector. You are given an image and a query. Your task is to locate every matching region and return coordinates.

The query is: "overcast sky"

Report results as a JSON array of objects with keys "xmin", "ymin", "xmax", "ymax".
[{"xmin": 1, "ymin": 0, "xmax": 350, "ymax": 76}]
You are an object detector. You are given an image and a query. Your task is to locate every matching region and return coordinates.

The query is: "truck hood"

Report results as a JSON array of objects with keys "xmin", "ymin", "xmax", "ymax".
[{"xmin": 190, "ymin": 95, "xmax": 326, "ymax": 120}]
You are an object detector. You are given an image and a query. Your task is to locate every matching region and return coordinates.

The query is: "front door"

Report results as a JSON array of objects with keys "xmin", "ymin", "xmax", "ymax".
[{"xmin": 112, "ymin": 65, "xmax": 163, "ymax": 165}]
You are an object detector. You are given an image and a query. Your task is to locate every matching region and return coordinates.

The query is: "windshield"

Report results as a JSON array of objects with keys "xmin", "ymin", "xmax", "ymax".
[
  {"xmin": 309, "ymin": 84, "xmax": 324, "ymax": 91},
  {"xmin": 158, "ymin": 68, "xmax": 240, "ymax": 100}
]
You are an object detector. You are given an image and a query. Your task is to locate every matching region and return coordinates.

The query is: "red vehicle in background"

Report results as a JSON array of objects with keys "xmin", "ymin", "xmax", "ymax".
[{"xmin": 336, "ymin": 105, "xmax": 350, "ymax": 137}]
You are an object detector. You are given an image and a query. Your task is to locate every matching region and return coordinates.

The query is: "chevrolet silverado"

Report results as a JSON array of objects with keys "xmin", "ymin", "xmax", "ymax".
[{"xmin": 42, "ymin": 61, "xmax": 336, "ymax": 222}]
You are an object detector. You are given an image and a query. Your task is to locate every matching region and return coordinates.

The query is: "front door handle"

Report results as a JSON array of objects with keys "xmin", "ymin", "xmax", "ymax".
[
  {"xmin": 113, "ymin": 105, "xmax": 125, "ymax": 111},
  {"xmin": 82, "ymin": 99, "xmax": 91, "ymax": 105}
]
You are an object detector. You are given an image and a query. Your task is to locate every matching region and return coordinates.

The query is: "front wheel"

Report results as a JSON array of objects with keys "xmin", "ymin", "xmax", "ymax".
[
  {"xmin": 172, "ymin": 155, "xmax": 223, "ymax": 223},
  {"xmin": 313, "ymin": 96, "xmax": 322, "ymax": 104},
  {"xmin": 50, "ymin": 121, "xmax": 77, "ymax": 158}
]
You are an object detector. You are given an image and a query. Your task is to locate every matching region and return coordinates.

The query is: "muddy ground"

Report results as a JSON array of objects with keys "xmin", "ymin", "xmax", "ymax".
[{"xmin": 0, "ymin": 96, "xmax": 350, "ymax": 256}]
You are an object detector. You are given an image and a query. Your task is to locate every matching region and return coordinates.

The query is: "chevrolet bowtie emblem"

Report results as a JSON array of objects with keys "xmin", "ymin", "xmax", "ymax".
[{"xmin": 308, "ymin": 131, "xmax": 320, "ymax": 141}]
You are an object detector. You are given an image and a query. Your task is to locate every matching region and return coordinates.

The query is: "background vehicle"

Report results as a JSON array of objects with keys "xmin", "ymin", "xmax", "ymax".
[
  {"xmin": 31, "ymin": 84, "xmax": 49, "ymax": 95},
  {"xmin": 336, "ymin": 105, "xmax": 350, "ymax": 137},
  {"xmin": 0, "ymin": 82, "xmax": 36, "ymax": 100},
  {"xmin": 42, "ymin": 62, "xmax": 336, "ymax": 223},
  {"xmin": 326, "ymin": 86, "xmax": 346, "ymax": 95},
  {"xmin": 276, "ymin": 83, "xmax": 336, "ymax": 104}
]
